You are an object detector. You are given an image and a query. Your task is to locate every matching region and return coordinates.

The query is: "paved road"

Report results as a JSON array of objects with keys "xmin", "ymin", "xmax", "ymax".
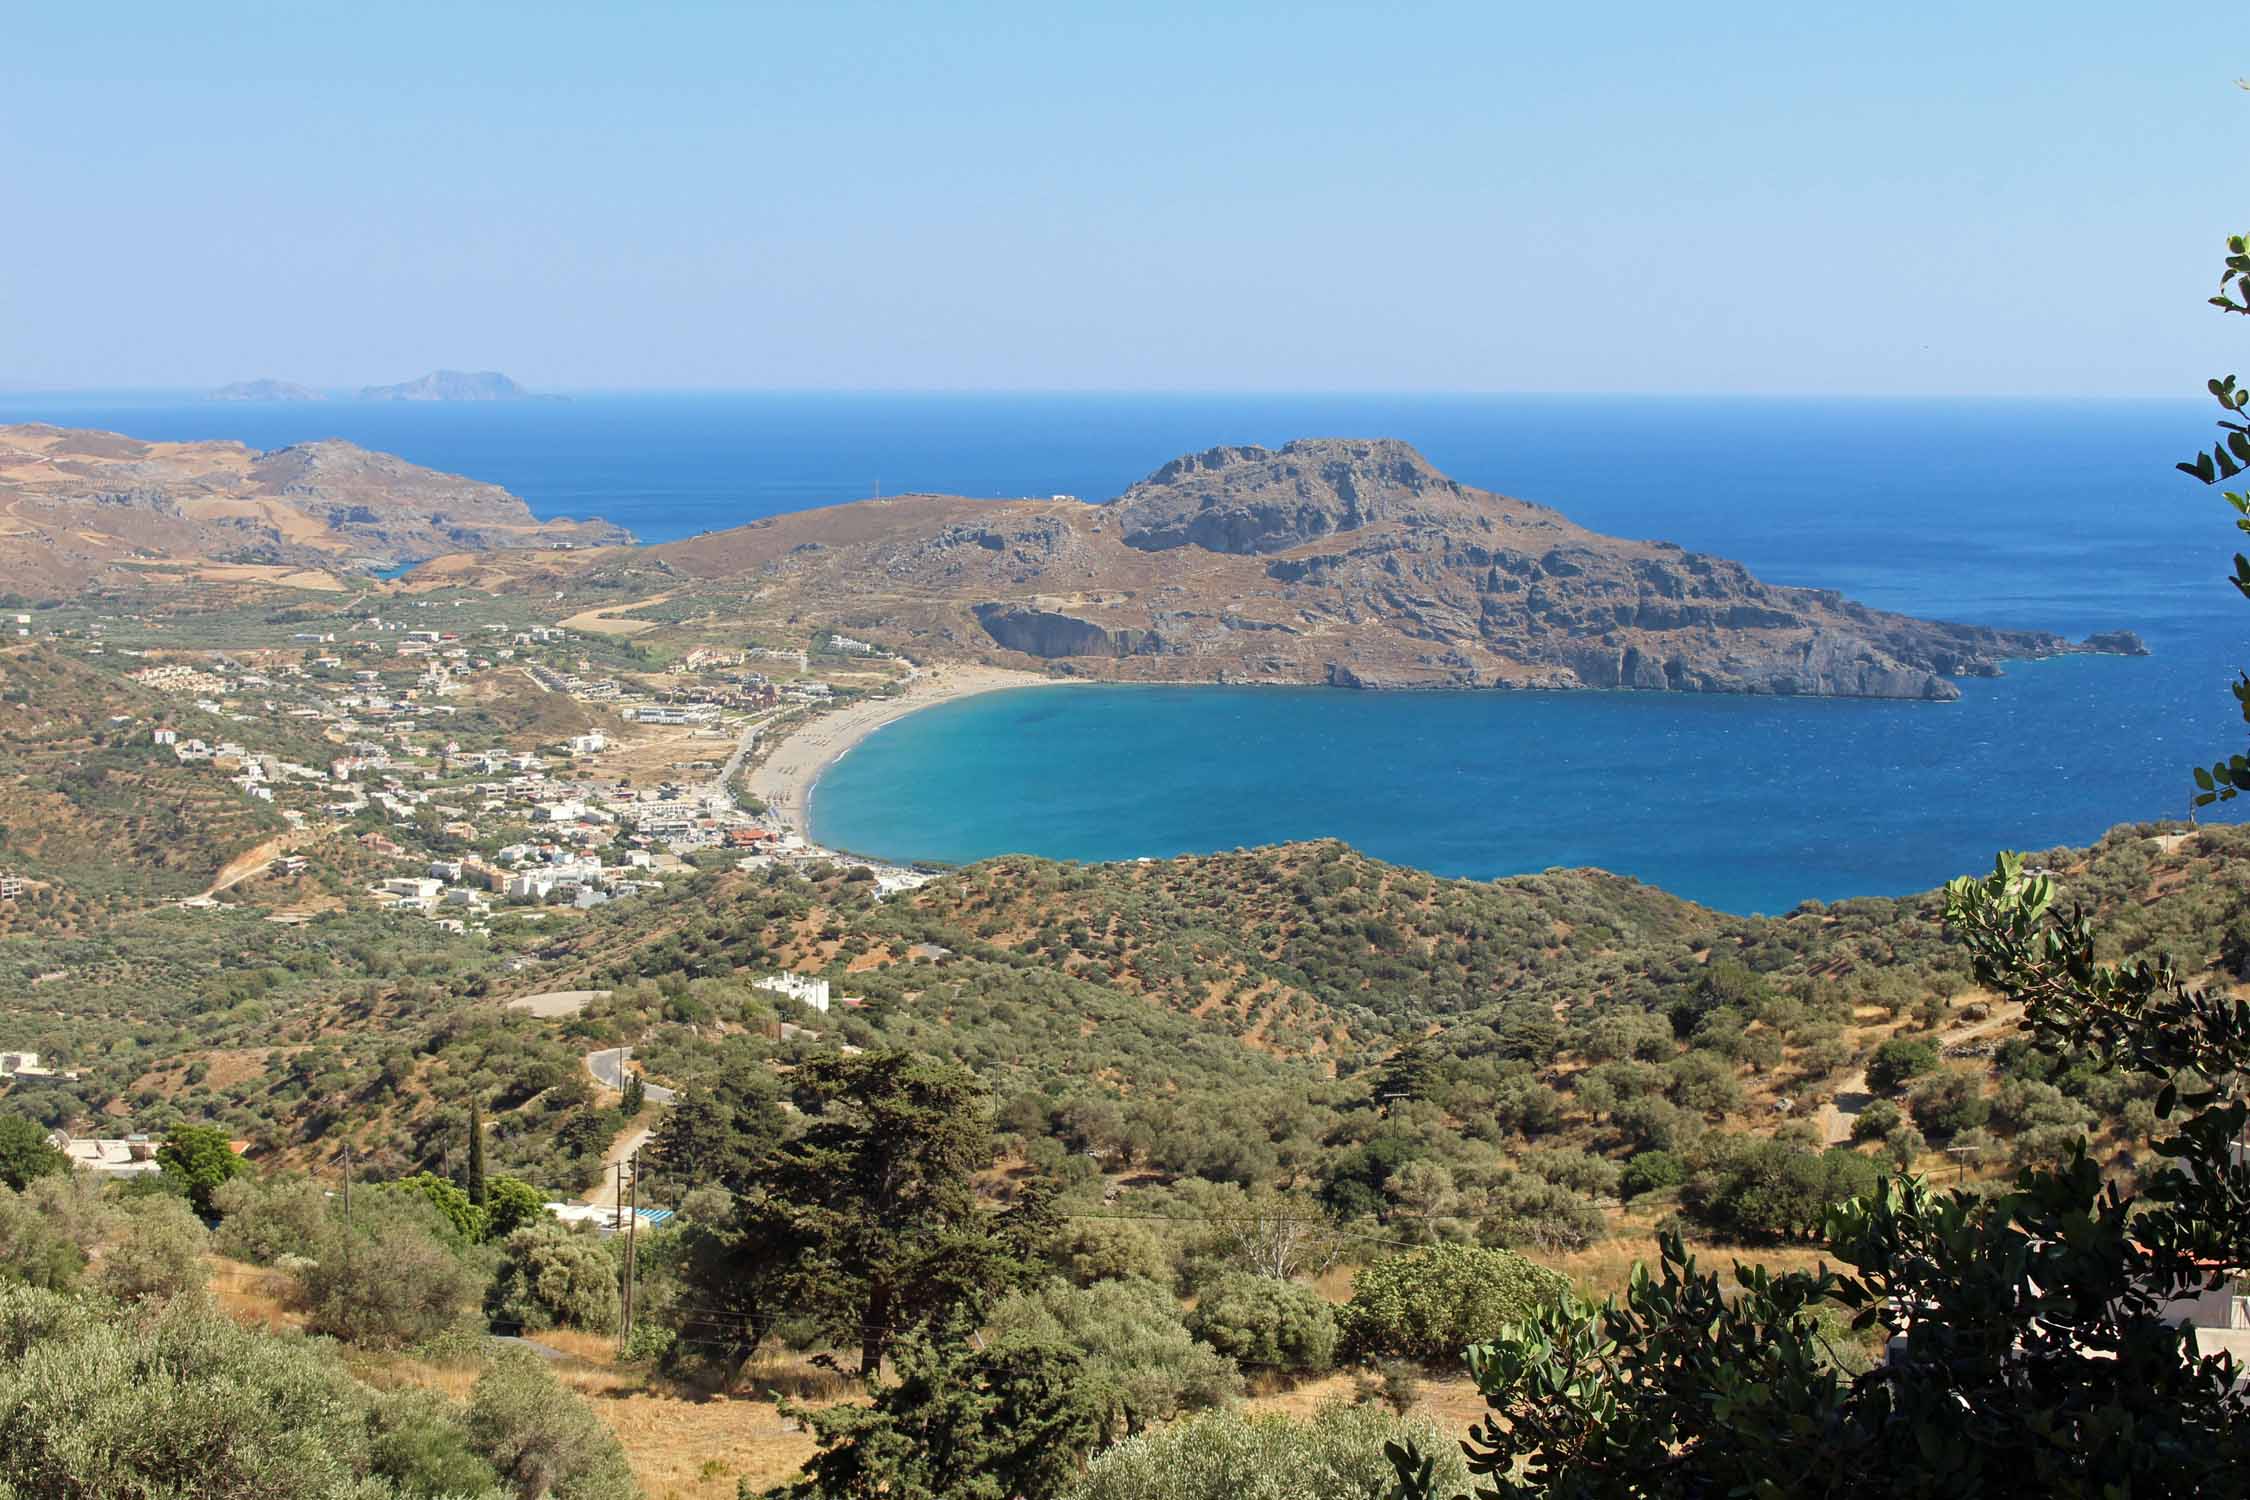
[
  {"xmin": 581, "ymin": 1047, "xmax": 673, "ymax": 1211},
  {"xmin": 704, "ymin": 704, "xmax": 791, "ymax": 805},
  {"xmin": 584, "ymin": 1045, "xmax": 676, "ymax": 1105}
]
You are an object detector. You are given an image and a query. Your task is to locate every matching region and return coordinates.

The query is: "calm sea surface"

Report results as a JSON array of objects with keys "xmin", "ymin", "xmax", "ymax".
[{"xmin": 4, "ymin": 391, "xmax": 2239, "ymax": 911}]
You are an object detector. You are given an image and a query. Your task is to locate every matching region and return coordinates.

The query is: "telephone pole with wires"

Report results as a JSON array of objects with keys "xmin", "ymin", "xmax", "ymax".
[
  {"xmin": 622, "ymin": 1149, "xmax": 640, "ymax": 1350},
  {"xmin": 339, "ymin": 1142, "xmax": 355, "ymax": 1272}
]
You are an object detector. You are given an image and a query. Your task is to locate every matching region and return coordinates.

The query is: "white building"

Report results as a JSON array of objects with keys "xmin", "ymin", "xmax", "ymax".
[
  {"xmin": 49, "ymin": 1133, "xmax": 162, "ymax": 1178},
  {"xmin": 507, "ymin": 871, "xmax": 556, "ymax": 901},
  {"xmin": 755, "ymin": 972, "xmax": 831, "ymax": 1014}
]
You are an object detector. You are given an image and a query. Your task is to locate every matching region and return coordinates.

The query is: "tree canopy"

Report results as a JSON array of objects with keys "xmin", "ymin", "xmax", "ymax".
[{"xmin": 682, "ymin": 1049, "xmax": 1049, "ymax": 1376}]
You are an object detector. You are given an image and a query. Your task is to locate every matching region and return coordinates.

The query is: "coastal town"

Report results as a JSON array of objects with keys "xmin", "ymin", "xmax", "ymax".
[{"xmin": 0, "ymin": 596, "xmax": 967, "ymax": 934}]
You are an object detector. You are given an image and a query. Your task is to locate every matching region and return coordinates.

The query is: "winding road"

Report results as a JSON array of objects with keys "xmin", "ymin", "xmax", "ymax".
[
  {"xmin": 586, "ymin": 1045, "xmax": 676, "ymax": 1104},
  {"xmin": 582, "ymin": 1046, "xmax": 674, "ymax": 1212}
]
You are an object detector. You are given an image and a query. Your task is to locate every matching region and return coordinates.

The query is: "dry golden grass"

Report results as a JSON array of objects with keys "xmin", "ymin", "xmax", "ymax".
[
  {"xmin": 199, "ymin": 1257, "xmax": 840, "ymax": 1500},
  {"xmin": 527, "ymin": 1326, "xmax": 624, "ymax": 1364},
  {"xmin": 203, "ymin": 1255, "xmax": 305, "ymax": 1333},
  {"xmin": 1520, "ymin": 1225, "xmax": 1841, "ymax": 1303},
  {"xmin": 1241, "ymin": 1371, "xmax": 1489, "ymax": 1443}
]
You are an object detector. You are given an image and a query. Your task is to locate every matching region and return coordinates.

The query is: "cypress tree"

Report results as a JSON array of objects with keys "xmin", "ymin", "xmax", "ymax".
[{"xmin": 466, "ymin": 1097, "xmax": 487, "ymax": 1208}]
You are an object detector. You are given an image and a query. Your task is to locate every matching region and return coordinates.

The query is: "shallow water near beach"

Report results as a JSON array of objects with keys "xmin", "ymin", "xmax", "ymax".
[{"xmin": 6, "ymin": 390, "xmax": 2242, "ymax": 910}]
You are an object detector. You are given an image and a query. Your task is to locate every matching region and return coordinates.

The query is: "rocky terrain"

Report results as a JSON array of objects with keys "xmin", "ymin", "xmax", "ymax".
[
  {"xmin": 0, "ymin": 423, "xmax": 627, "ymax": 593},
  {"xmin": 602, "ymin": 438, "xmax": 2140, "ymax": 699},
  {"xmin": 358, "ymin": 369, "xmax": 529, "ymax": 401}
]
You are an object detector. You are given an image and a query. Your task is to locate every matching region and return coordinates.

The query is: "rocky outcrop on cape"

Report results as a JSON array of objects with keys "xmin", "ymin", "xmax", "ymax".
[
  {"xmin": 0, "ymin": 424, "xmax": 629, "ymax": 593},
  {"xmin": 619, "ymin": 438, "xmax": 2142, "ymax": 701}
]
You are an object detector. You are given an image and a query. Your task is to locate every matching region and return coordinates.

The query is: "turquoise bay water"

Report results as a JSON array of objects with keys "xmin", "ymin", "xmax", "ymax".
[
  {"xmin": 813, "ymin": 664, "xmax": 2191, "ymax": 916},
  {"xmin": 3, "ymin": 391, "xmax": 2241, "ymax": 911}
]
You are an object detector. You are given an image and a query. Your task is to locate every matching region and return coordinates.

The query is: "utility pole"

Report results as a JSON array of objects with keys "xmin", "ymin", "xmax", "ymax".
[
  {"xmin": 622, "ymin": 1149, "xmax": 639, "ymax": 1350},
  {"xmin": 340, "ymin": 1142, "xmax": 355, "ymax": 1272}
]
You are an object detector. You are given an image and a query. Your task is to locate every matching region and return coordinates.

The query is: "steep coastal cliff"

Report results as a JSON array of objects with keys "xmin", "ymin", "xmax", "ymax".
[{"xmin": 617, "ymin": 438, "xmax": 2141, "ymax": 699}]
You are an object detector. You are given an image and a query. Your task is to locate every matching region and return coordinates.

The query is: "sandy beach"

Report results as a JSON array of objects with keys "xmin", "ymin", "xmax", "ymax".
[{"xmin": 746, "ymin": 665, "xmax": 1067, "ymax": 838}]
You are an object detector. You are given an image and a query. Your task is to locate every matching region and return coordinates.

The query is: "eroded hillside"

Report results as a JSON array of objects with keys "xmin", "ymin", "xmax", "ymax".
[{"xmin": 534, "ymin": 438, "xmax": 2143, "ymax": 699}]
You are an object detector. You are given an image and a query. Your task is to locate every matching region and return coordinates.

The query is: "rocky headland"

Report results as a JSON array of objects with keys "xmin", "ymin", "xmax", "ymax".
[
  {"xmin": 0, "ymin": 423, "xmax": 628, "ymax": 592},
  {"xmin": 611, "ymin": 438, "xmax": 2141, "ymax": 701}
]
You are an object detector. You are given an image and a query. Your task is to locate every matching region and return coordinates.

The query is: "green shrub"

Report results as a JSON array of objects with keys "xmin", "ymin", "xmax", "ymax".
[
  {"xmin": 156, "ymin": 1123, "xmax": 248, "ymax": 1216},
  {"xmin": 1680, "ymin": 1140, "xmax": 1881, "ymax": 1243},
  {"xmin": 1667, "ymin": 1051, "xmax": 1745, "ymax": 1116},
  {"xmin": 1049, "ymin": 1217, "xmax": 1178, "ymax": 1289},
  {"xmin": 1847, "ymin": 1099, "xmax": 1904, "ymax": 1143},
  {"xmin": 1866, "ymin": 1038, "xmax": 1941, "ymax": 1093},
  {"xmin": 0, "ymin": 1179, "xmax": 104, "ymax": 1290},
  {"xmin": 1068, "ymin": 1402, "xmax": 1472, "ymax": 1500},
  {"xmin": 1618, "ymin": 1150, "xmax": 1686, "ymax": 1200},
  {"xmin": 484, "ymin": 1176, "xmax": 550, "ymax": 1241},
  {"xmin": 1519, "ymin": 1148, "xmax": 1622, "ymax": 1198},
  {"xmin": 96, "ymin": 1197, "xmax": 207, "ymax": 1305},
  {"xmin": 0, "ymin": 1283, "xmax": 386, "ymax": 1497},
  {"xmin": 487, "ymin": 1225, "xmax": 620, "ymax": 1335},
  {"xmin": 294, "ymin": 1213, "xmax": 481, "ymax": 1349},
  {"xmin": 383, "ymin": 1172, "xmax": 486, "ymax": 1246},
  {"xmin": 466, "ymin": 1347, "xmax": 636, "ymax": 1500},
  {"xmin": 1483, "ymin": 1177, "xmax": 1605, "ymax": 1253},
  {"xmin": 213, "ymin": 1174, "xmax": 329, "ymax": 1265},
  {"xmin": 0, "ymin": 1116, "xmax": 66, "ymax": 1192},
  {"xmin": 1185, "ymin": 1273, "xmax": 1339, "ymax": 1372},
  {"xmin": 1909, "ymin": 1070, "xmax": 1992, "ymax": 1138},
  {"xmin": 986, "ymin": 1278, "xmax": 1238, "ymax": 1440},
  {"xmin": 367, "ymin": 1388, "xmax": 504, "ymax": 1497},
  {"xmin": 1341, "ymin": 1245, "xmax": 1569, "ymax": 1366}
]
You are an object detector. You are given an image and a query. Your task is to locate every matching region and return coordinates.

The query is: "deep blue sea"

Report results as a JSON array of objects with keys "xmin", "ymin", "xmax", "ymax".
[{"xmin": 4, "ymin": 390, "xmax": 2240, "ymax": 912}]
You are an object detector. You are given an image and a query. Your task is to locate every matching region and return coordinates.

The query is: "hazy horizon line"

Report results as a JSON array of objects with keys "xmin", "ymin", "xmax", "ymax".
[{"xmin": 0, "ymin": 384, "xmax": 2214, "ymax": 404}]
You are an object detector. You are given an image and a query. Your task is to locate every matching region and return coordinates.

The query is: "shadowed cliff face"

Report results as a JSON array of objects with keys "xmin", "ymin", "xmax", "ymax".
[{"xmin": 623, "ymin": 437, "xmax": 2147, "ymax": 699}]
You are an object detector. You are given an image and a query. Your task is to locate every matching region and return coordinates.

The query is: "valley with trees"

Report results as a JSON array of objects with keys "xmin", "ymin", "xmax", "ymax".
[{"xmin": 0, "ymin": 33, "xmax": 2244, "ymax": 1494}]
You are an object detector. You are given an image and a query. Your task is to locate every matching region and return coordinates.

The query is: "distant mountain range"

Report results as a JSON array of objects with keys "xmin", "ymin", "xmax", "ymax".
[
  {"xmin": 358, "ymin": 370, "xmax": 529, "ymax": 402},
  {"xmin": 205, "ymin": 370, "xmax": 536, "ymax": 402},
  {"xmin": 210, "ymin": 378, "xmax": 324, "ymax": 402}
]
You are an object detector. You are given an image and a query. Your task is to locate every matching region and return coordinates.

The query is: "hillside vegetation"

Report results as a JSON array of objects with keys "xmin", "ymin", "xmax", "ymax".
[{"xmin": 0, "ymin": 648, "xmax": 294, "ymax": 912}]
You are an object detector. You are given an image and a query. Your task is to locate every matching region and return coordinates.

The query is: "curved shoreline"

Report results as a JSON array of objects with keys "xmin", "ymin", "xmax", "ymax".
[{"xmin": 745, "ymin": 665, "xmax": 1071, "ymax": 840}]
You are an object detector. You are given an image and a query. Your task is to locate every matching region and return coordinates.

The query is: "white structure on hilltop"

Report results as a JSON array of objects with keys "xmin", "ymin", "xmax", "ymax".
[
  {"xmin": 755, "ymin": 973, "xmax": 831, "ymax": 1014},
  {"xmin": 46, "ymin": 1132, "xmax": 162, "ymax": 1178}
]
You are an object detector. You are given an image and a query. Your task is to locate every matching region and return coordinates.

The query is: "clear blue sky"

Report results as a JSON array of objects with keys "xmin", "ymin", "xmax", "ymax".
[{"xmin": 2, "ymin": 2, "xmax": 2238, "ymax": 394}]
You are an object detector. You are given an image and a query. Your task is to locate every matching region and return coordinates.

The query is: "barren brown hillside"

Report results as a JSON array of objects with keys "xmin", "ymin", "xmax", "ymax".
[
  {"xmin": 575, "ymin": 437, "xmax": 2143, "ymax": 698},
  {"xmin": 0, "ymin": 423, "xmax": 628, "ymax": 593}
]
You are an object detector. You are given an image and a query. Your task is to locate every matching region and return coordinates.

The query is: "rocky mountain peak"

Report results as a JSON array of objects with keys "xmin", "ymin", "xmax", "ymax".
[{"xmin": 1112, "ymin": 437, "xmax": 1466, "ymax": 556}]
